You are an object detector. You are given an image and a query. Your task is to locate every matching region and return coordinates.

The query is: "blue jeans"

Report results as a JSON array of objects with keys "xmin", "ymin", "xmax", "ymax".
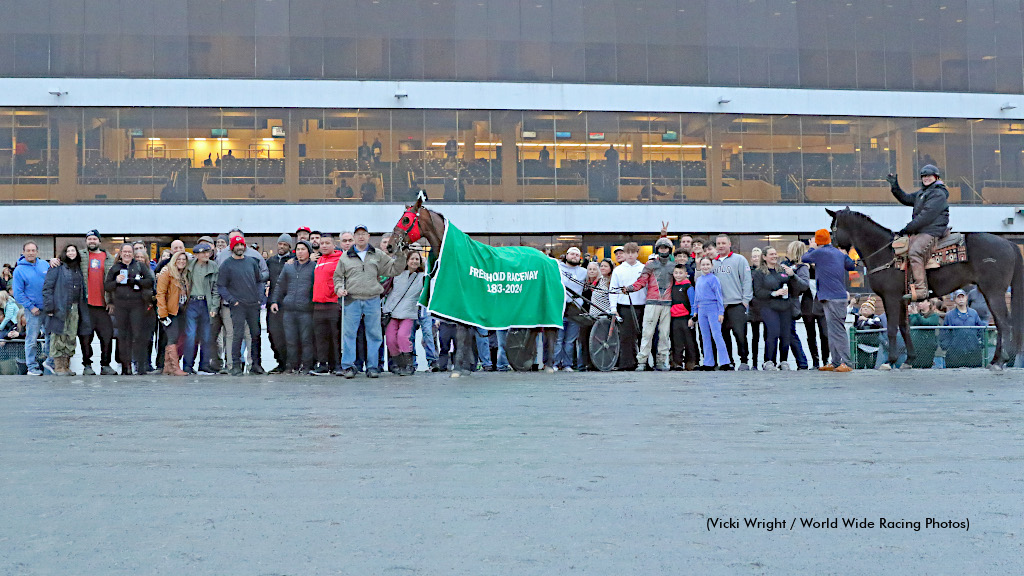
[
  {"xmin": 414, "ymin": 308, "xmax": 437, "ymax": 363},
  {"xmin": 495, "ymin": 329, "xmax": 510, "ymax": 370},
  {"xmin": 475, "ymin": 327, "xmax": 491, "ymax": 369},
  {"xmin": 786, "ymin": 318, "xmax": 808, "ymax": 368},
  {"xmin": 554, "ymin": 318, "xmax": 580, "ymax": 368},
  {"xmin": 182, "ymin": 299, "xmax": 211, "ymax": 371},
  {"xmin": 24, "ymin": 311, "xmax": 48, "ymax": 371},
  {"xmin": 342, "ymin": 297, "xmax": 382, "ymax": 372},
  {"xmin": 875, "ymin": 331, "xmax": 907, "ymax": 368}
]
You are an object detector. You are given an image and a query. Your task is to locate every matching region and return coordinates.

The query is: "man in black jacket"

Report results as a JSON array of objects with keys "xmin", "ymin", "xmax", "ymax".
[
  {"xmin": 886, "ymin": 164, "xmax": 950, "ymax": 301},
  {"xmin": 217, "ymin": 235, "xmax": 265, "ymax": 375},
  {"xmin": 266, "ymin": 233, "xmax": 294, "ymax": 373}
]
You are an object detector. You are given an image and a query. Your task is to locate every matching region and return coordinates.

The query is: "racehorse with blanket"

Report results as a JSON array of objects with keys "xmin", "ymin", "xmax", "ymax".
[
  {"xmin": 828, "ymin": 199, "xmax": 1024, "ymax": 369},
  {"xmin": 386, "ymin": 195, "xmax": 566, "ymax": 376}
]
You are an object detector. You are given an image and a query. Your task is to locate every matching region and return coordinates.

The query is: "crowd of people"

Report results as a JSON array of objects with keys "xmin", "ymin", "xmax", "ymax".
[{"xmin": 0, "ymin": 223, "xmax": 996, "ymax": 377}]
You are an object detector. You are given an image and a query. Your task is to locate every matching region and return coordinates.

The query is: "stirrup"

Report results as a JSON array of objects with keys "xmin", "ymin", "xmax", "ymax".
[{"xmin": 902, "ymin": 286, "xmax": 931, "ymax": 301}]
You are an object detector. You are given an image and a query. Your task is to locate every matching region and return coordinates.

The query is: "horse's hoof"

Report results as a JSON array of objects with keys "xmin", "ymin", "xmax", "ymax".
[
  {"xmin": 878, "ymin": 364, "xmax": 891, "ymax": 371},
  {"xmin": 988, "ymin": 363, "xmax": 1004, "ymax": 372},
  {"xmin": 898, "ymin": 363, "xmax": 913, "ymax": 371}
]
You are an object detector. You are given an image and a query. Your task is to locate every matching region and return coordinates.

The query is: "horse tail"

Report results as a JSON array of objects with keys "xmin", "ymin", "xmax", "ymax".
[{"xmin": 1012, "ymin": 248, "xmax": 1024, "ymax": 367}]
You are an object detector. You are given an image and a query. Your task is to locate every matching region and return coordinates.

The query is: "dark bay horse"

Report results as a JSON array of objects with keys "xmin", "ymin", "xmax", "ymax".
[
  {"xmin": 386, "ymin": 196, "xmax": 560, "ymax": 374},
  {"xmin": 828, "ymin": 208, "xmax": 1024, "ymax": 369}
]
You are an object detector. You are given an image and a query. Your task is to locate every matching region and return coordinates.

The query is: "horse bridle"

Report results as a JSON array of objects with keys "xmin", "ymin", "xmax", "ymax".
[
  {"xmin": 833, "ymin": 217, "xmax": 897, "ymax": 274},
  {"xmin": 393, "ymin": 208, "xmax": 422, "ymax": 252}
]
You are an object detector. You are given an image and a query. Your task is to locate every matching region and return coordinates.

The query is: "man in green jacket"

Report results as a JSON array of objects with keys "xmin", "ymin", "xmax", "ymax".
[
  {"xmin": 333, "ymin": 224, "xmax": 408, "ymax": 378},
  {"xmin": 183, "ymin": 243, "xmax": 221, "ymax": 374}
]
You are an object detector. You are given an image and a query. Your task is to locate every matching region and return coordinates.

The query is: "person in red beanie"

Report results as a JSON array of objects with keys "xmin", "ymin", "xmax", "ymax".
[{"xmin": 216, "ymin": 235, "xmax": 265, "ymax": 375}]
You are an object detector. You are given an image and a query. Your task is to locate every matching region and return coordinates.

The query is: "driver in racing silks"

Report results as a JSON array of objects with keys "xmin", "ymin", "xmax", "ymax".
[
  {"xmin": 622, "ymin": 237, "xmax": 675, "ymax": 371},
  {"xmin": 886, "ymin": 164, "xmax": 950, "ymax": 301}
]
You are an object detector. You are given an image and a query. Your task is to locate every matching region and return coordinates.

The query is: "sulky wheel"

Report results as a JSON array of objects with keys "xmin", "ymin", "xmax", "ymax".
[
  {"xmin": 589, "ymin": 316, "xmax": 620, "ymax": 372},
  {"xmin": 505, "ymin": 328, "xmax": 538, "ymax": 372}
]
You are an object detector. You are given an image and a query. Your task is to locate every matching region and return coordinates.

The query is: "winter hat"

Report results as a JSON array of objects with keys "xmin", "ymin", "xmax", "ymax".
[
  {"xmin": 229, "ymin": 235, "xmax": 246, "ymax": 250},
  {"xmin": 295, "ymin": 240, "xmax": 313, "ymax": 254},
  {"xmin": 815, "ymin": 229, "xmax": 831, "ymax": 246},
  {"xmin": 217, "ymin": 233, "xmax": 230, "ymax": 244},
  {"xmin": 278, "ymin": 233, "xmax": 293, "ymax": 247},
  {"xmin": 86, "ymin": 229, "xmax": 100, "ymax": 240}
]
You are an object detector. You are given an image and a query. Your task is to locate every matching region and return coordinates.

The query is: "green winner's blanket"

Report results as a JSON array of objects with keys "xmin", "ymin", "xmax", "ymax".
[{"xmin": 420, "ymin": 221, "xmax": 565, "ymax": 329}]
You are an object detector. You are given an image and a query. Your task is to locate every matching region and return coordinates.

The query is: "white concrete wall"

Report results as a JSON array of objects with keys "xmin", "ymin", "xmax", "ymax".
[{"xmin": 0, "ymin": 203, "xmax": 1020, "ymax": 236}]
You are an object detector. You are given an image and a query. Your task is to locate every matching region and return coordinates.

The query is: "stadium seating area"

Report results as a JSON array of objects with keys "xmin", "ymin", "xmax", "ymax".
[{"xmin": 78, "ymin": 158, "xmax": 188, "ymax": 185}]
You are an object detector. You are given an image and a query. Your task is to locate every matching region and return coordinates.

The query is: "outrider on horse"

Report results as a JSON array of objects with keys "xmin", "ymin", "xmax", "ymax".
[{"xmin": 828, "ymin": 207, "xmax": 1024, "ymax": 370}]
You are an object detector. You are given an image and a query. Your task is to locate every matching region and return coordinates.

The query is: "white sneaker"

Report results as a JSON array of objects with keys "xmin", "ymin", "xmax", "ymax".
[
  {"xmin": 27, "ymin": 369, "xmax": 43, "ymax": 376},
  {"xmin": 737, "ymin": 363, "xmax": 751, "ymax": 371},
  {"xmin": 762, "ymin": 361, "xmax": 777, "ymax": 371},
  {"xmin": 561, "ymin": 366, "xmax": 574, "ymax": 373},
  {"xmin": 878, "ymin": 363, "xmax": 891, "ymax": 371},
  {"xmin": 544, "ymin": 366, "xmax": 556, "ymax": 374},
  {"xmin": 779, "ymin": 362, "xmax": 791, "ymax": 371}
]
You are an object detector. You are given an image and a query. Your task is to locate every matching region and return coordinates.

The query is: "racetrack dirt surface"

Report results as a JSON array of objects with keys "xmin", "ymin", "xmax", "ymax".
[{"xmin": 2, "ymin": 369, "xmax": 1021, "ymax": 575}]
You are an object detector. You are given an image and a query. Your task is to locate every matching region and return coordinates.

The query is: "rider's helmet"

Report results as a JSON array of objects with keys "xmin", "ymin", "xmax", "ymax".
[
  {"xmin": 919, "ymin": 164, "xmax": 941, "ymax": 178},
  {"xmin": 655, "ymin": 237, "xmax": 674, "ymax": 253}
]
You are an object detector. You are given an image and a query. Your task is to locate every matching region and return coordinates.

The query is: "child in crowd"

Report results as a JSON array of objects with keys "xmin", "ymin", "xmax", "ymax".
[
  {"xmin": 670, "ymin": 263, "xmax": 697, "ymax": 370},
  {"xmin": 853, "ymin": 300, "xmax": 883, "ymax": 369},
  {"xmin": 691, "ymin": 257, "xmax": 731, "ymax": 370}
]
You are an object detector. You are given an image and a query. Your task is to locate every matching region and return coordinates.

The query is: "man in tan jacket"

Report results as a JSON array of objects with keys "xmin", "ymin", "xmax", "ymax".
[{"xmin": 333, "ymin": 224, "xmax": 408, "ymax": 378}]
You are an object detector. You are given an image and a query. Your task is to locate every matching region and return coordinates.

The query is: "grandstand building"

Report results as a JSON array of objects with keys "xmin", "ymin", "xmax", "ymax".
[{"xmin": 1, "ymin": 0, "xmax": 1023, "ymax": 263}]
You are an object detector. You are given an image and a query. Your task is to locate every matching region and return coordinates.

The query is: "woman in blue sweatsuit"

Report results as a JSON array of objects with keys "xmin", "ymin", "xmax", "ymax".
[{"xmin": 691, "ymin": 257, "xmax": 731, "ymax": 370}]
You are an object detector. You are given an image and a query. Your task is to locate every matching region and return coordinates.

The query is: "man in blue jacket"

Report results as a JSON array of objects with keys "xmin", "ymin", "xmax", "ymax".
[
  {"xmin": 941, "ymin": 289, "xmax": 987, "ymax": 368},
  {"xmin": 12, "ymin": 241, "xmax": 52, "ymax": 375},
  {"xmin": 802, "ymin": 229, "xmax": 856, "ymax": 372}
]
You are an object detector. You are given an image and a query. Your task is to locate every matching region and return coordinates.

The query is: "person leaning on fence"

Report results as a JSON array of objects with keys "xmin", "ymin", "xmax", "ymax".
[
  {"xmin": 801, "ymin": 229, "xmax": 855, "ymax": 372},
  {"xmin": 0, "ymin": 291, "xmax": 19, "ymax": 333},
  {"xmin": 853, "ymin": 301, "xmax": 884, "ymax": 369},
  {"xmin": 941, "ymin": 289, "xmax": 987, "ymax": 368},
  {"xmin": 908, "ymin": 298, "xmax": 941, "ymax": 368},
  {"xmin": 42, "ymin": 244, "xmax": 91, "ymax": 376}
]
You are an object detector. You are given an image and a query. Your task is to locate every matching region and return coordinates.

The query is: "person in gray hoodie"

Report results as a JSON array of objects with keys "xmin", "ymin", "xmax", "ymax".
[
  {"xmin": 710, "ymin": 234, "xmax": 754, "ymax": 370},
  {"xmin": 271, "ymin": 240, "xmax": 316, "ymax": 374}
]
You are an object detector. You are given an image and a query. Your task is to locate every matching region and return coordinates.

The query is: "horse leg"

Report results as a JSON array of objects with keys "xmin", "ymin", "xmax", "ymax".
[
  {"xmin": 880, "ymin": 294, "xmax": 902, "ymax": 370},
  {"xmin": 897, "ymin": 298, "xmax": 915, "ymax": 370},
  {"xmin": 979, "ymin": 285, "xmax": 1008, "ymax": 369}
]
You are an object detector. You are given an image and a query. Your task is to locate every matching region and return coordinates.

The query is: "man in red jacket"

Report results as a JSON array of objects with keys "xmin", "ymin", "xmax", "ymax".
[{"xmin": 310, "ymin": 235, "xmax": 343, "ymax": 375}]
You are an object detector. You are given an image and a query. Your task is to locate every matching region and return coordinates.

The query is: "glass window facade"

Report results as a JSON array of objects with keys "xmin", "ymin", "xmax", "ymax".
[
  {"xmin": 3, "ymin": 107, "xmax": 1024, "ymax": 206},
  {"xmin": 1, "ymin": 0, "xmax": 1021, "ymax": 93}
]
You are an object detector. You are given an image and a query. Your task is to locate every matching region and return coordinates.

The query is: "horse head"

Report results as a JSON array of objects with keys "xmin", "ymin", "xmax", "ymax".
[{"xmin": 826, "ymin": 207, "xmax": 855, "ymax": 251}]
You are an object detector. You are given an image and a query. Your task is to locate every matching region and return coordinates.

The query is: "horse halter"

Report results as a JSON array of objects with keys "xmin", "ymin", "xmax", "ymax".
[{"xmin": 394, "ymin": 209, "xmax": 422, "ymax": 250}]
